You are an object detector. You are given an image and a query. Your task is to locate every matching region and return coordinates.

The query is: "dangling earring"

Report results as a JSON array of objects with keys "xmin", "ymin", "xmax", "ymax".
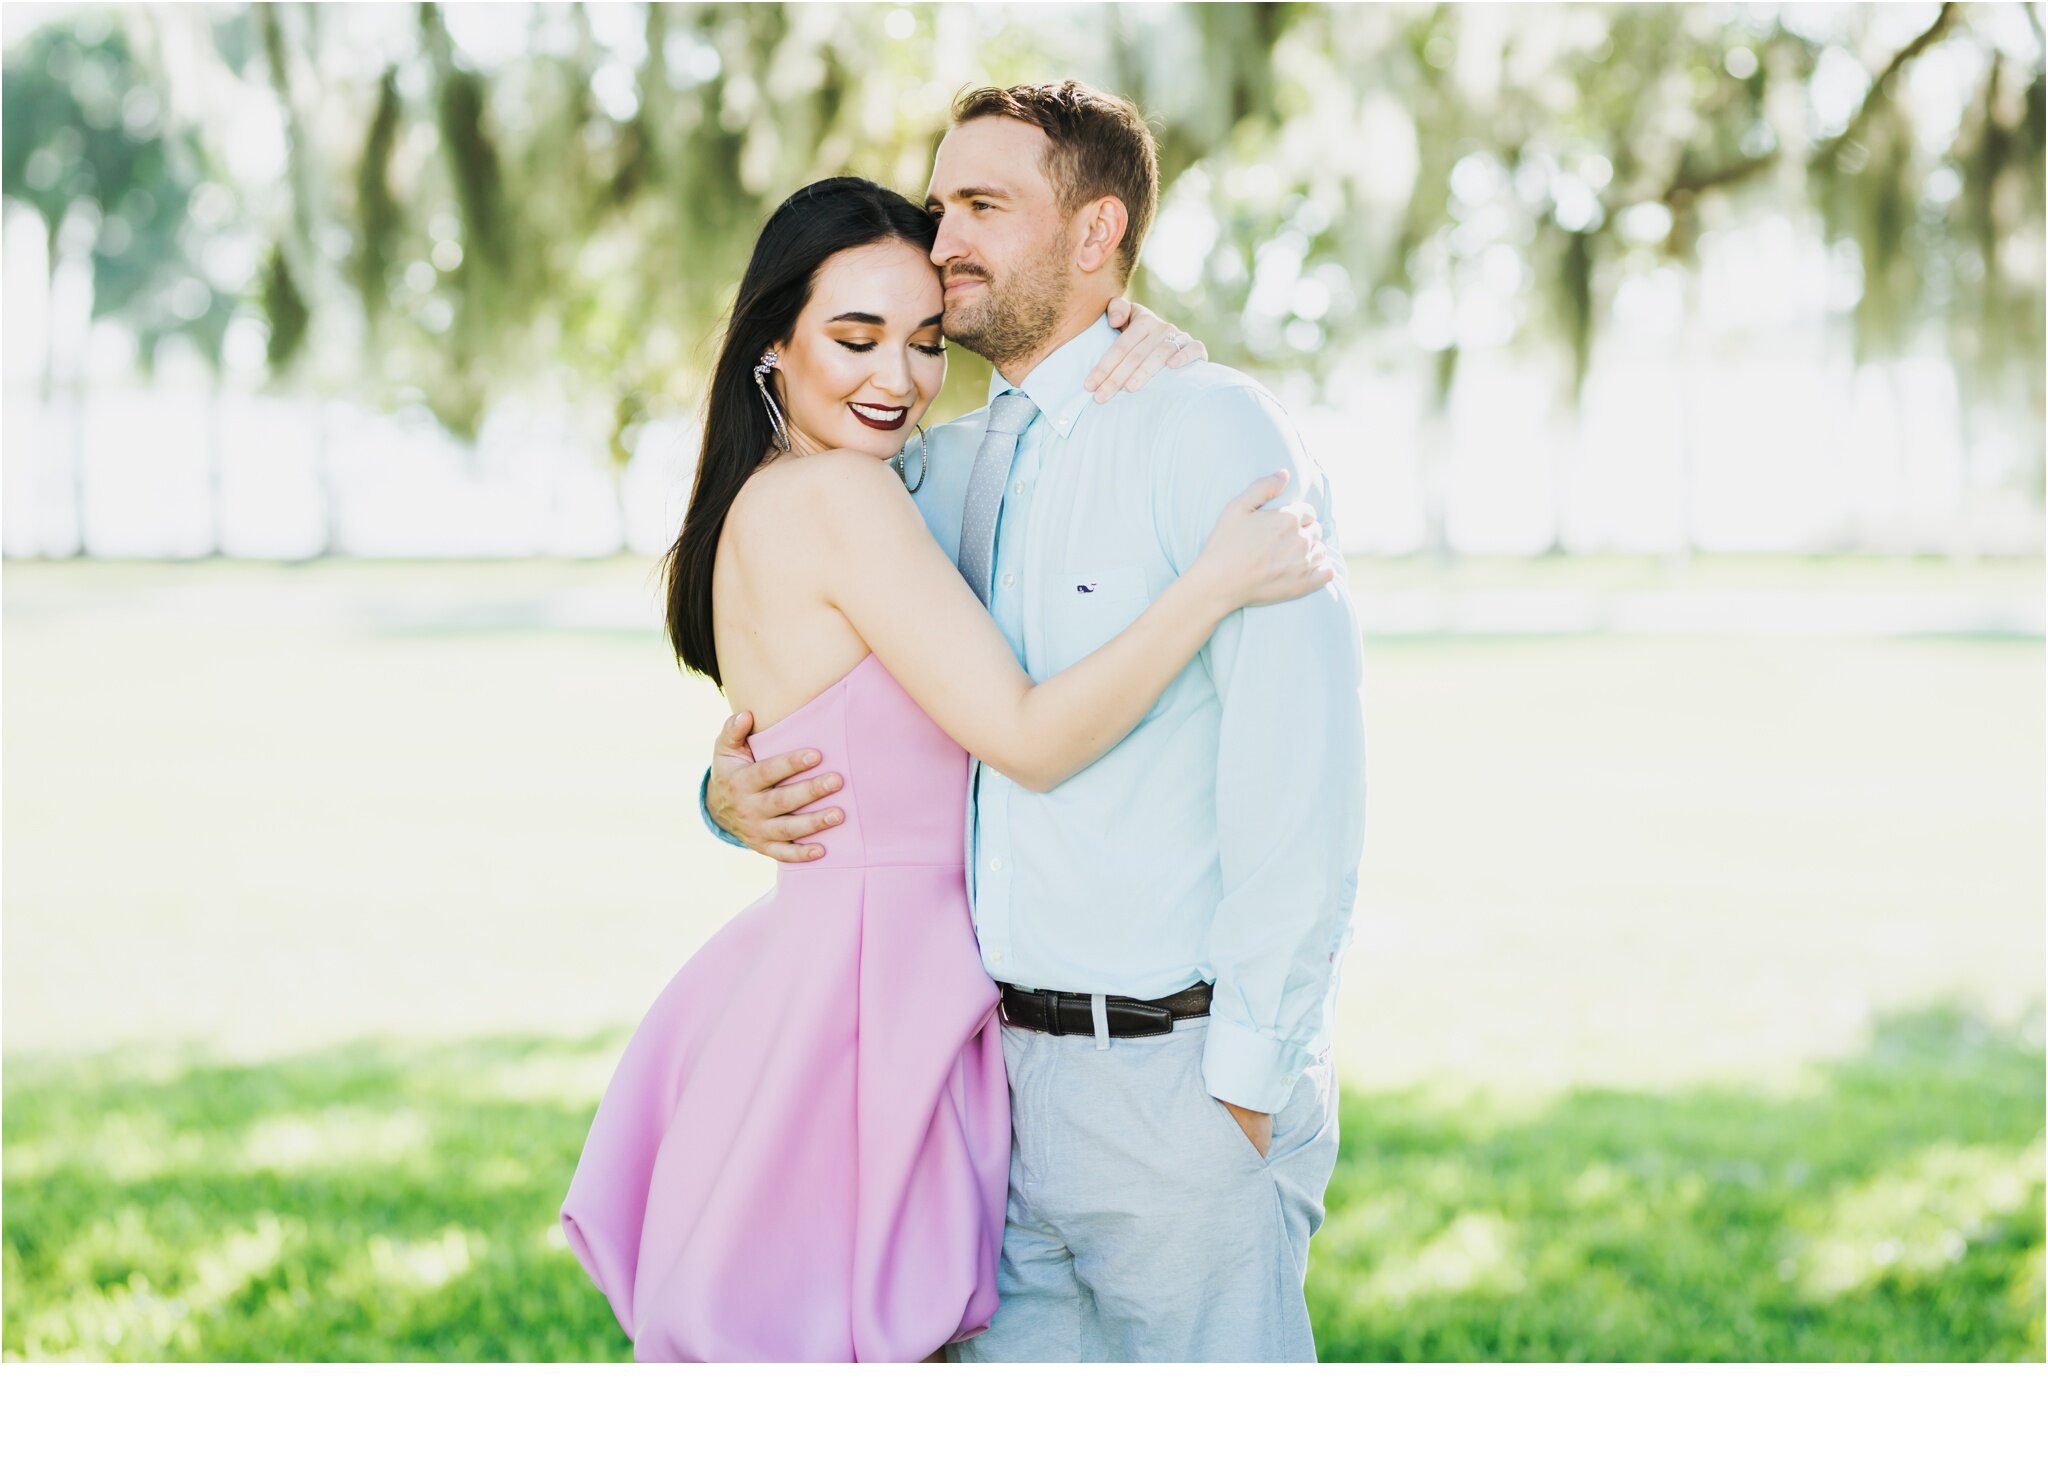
[
  {"xmin": 753, "ymin": 350, "xmax": 791, "ymax": 452},
  {"xmin": 892, "ymin": 422, "xmax": 929, "ymax": 493}
]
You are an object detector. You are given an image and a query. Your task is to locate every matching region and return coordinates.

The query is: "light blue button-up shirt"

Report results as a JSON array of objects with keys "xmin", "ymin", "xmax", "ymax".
[{"xmin": 708, "ymin": 312, "xmax": 1366, "ymax": 1113}]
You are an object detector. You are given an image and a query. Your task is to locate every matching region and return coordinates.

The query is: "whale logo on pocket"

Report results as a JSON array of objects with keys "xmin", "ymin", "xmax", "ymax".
[{"xmin": 1076, "ymin": 583, "xmax": 1098, "ymax": 594}]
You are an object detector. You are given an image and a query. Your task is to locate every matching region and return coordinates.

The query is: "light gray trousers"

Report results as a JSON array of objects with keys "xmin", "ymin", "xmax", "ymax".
[{"xmin": 948, "ymin": 1013, "xmax": 1340, "ymax": 1363}]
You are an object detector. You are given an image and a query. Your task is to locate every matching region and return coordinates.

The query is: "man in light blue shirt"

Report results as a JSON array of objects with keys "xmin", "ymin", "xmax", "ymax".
[{"xmin": 705, "ymin": 81, "xmax": 1365, "ymax": 1361}]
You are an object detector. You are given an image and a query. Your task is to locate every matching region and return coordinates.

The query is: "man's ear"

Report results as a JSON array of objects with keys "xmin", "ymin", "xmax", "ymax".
[{"xmin": 1071, "ymin": 196, "xmax": 1130, "ymax": 277}]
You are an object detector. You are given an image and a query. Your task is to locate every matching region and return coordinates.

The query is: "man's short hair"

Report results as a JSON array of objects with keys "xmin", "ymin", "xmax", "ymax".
[{"xmin": 951, "ymin": 80, "xmax": 1160, "ymax": 284}]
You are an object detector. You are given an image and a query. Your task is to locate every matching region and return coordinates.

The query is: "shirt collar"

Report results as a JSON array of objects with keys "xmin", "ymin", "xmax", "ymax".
[{"xmin": 985, "ymin": 311, "xmax": 1116, "ymax": 439}]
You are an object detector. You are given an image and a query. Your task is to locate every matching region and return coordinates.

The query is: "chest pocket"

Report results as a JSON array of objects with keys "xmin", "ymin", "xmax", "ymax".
[{"xmin": 1045, "ymin": 562, "xmax": 1151, "ymax": 668}]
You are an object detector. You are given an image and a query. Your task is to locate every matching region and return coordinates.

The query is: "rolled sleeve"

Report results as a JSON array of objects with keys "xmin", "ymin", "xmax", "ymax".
[
  {"xmin": 698, "ymin": 767, "xmax": 748, "ymax": 849},
  {"xmin": 1157, "ymin": 384, "xmax": 1368, "ymax": 1114},
  {"xmin": 1202, "ymin": 1019, "xmax": 1316, "ymax": 1116}
]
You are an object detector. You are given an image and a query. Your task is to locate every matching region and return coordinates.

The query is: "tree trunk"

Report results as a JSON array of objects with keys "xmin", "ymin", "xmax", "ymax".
[
  {"xmin": 1423, "ymin": 345, "xmax": 1458, "ymax": 565},
  {"xmin": 204, "ymin": 372, "xmax": 225, "ymax": 557},
  {"xmin": 1885, "ymin": 360, "xmax": 1912, "ymax": 559},
  {"xmin": 43, "ymin": 210, "xmax": 86, "ymax": 560},
  {"xmin": 1670, "ymin": 266, "xmax": 1702, "ymax": 571},
  {"xmin": 313, "ymin": 399, "xmax": 336, "ymax": 558},
  {"xmin": 1550, "ymin": 398, "xmax": 1585, "ymax": 556},
  {"xmin": 1949, "ymin": 368, "xmax": 1976, "ymax": 568}
]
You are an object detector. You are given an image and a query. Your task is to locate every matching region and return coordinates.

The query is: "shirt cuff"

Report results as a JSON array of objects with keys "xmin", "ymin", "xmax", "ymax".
[
  {"xmin": 699, "ymin": 767, "xmax": 747, "ymax": 849},
  {"xmin": 1201, "ymin": 1017, "xmax": 1309, "ymax": 1114}
]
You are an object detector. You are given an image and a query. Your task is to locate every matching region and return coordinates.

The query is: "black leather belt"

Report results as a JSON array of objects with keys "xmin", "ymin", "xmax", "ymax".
[{"xmin": 997, "ymin": 980, "xmax": 1211, "ymax": 1037}]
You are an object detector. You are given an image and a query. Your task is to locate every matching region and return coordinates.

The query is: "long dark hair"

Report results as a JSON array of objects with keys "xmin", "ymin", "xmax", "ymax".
[{"xmin": 662, "ymin": 177, "xmax": 938, "ymax": 685}]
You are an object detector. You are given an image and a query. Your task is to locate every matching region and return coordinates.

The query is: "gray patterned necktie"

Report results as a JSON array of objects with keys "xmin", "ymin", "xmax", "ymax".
[{"xmin": 957, "ymin": 389, "xmax": 1040, "ymax": 605}]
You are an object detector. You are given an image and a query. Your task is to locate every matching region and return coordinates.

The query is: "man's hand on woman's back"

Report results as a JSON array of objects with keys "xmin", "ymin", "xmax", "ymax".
[{"xmin": 707, "ymin": 712, "xmax": 844, "ymax": 862}]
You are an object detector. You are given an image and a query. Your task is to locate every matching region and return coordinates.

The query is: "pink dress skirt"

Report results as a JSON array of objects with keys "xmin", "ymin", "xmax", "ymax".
[{"xmin": 560, "ymin": 653, "xmax": 1010, "ymax": 1361}]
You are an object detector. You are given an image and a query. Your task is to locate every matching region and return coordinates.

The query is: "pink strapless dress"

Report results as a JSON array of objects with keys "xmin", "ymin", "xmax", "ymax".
[{"xmin": 559, "ymin": 653, "xmax": 1009, "ymax": 1362}]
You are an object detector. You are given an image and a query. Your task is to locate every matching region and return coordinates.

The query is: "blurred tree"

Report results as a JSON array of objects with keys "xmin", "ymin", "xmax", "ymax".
[
  {"xmin": 2, "ymin": 11, "xmax": 229, "ymax": 552},
  {"xmin": 4, "ymin": 2, "xmax": 2042, "ymax": 559}
]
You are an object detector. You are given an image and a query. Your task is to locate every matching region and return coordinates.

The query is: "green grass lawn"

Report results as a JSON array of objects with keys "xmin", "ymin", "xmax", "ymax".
[
  {"xmin": 3, "ymin": 556, "xmax": 2042, "ymax": 1360},
  {"xmin": 3, "ymin": 1006, "xmax": 2038, "ymax": 1362},
  {"xmin": 1313, "ymin": 1007, "xmax": 2043, "ymax": 1361}
]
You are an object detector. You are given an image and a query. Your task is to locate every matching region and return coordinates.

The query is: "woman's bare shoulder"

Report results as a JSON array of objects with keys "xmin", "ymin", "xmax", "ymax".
[
  {"xmin": 747, "ymin": 450, "xmax": 913, "ymax": 531},
  {"xmin": 726, "ymin": 450, "xmax": 910, "ymax": 564},
  {"xmin": 783, "ymin": 448, "xmax": 904, "ymax": 493},
  {"xmin": 736, "ymin": 449, "xmax": 898, "ymax": 510}
]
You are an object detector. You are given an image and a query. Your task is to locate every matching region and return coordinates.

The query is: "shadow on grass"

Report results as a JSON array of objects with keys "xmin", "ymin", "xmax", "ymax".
[
  {"xmin": 1311, "ymin": 1006, "xmax": 2044, "ymax": 1362},
  {"xmin": 4, "ymin": 1007, "xmax": 2041, "ymax": 1361}
]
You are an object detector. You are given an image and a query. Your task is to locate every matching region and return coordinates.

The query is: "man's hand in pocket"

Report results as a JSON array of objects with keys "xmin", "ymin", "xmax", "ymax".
[{"xmin": 1221, "ymin": 1099, "xmax": 1272, "ymax": 1159}]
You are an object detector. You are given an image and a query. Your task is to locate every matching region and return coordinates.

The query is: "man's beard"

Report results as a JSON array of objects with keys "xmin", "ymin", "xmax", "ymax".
[{"xmin": 942, "ymin": 241, "xmax": 1069, "ymax": 372}]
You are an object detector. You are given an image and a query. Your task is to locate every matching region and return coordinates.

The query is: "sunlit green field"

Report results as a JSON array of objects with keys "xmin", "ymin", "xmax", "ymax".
[{"xmin": 4, "ymin": 556, "xmax": 2042, "ymax": 1361}]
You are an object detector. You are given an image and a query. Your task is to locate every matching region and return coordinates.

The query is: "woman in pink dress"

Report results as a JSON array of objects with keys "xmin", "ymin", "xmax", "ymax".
[{"xmin": 559, "ymin": 177, "xmax": 1333, "ymax": 1362}]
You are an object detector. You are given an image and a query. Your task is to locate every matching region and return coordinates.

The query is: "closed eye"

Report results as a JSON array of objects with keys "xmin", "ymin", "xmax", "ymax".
[{"xmin": 840, "ymin": 341, "xmax": 948, "ymax": 357}]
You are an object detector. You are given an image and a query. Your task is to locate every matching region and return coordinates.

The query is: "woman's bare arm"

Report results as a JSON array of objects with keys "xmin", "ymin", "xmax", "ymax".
[{"xmin": 800, "ymin": 450, "xmax": 1324, "ymax": 792}]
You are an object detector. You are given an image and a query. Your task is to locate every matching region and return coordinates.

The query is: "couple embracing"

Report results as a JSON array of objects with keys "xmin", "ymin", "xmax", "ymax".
[{"xmin": 561, "ymin": 80, "xmax": 1366, "ymax": 1364}]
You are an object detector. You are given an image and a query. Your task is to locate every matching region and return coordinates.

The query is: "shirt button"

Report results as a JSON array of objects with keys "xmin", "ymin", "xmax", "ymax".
[
  {"xmin": 1000, "ymin": 572, "xmax": 1016, "ymax": 589},
  {"xmin": 990, "ymin": 856, "xmax": 1006, "ymax": 873},
  {"xmin": 987, "ymin": 948, "xmax": 1005, "ymax": 964},
  {"xmin": 1014, "ymin": 480, "xmax": 1030, "ymax": 496}
]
